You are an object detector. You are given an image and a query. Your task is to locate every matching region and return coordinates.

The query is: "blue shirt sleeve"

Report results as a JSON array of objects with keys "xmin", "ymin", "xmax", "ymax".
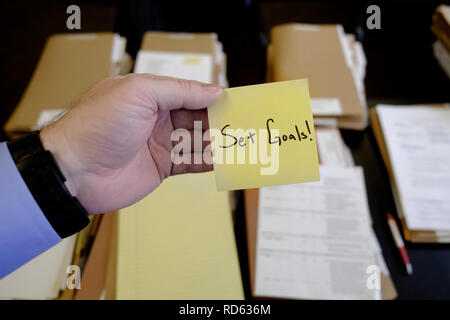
[{"xmin": 0, "ymin": 142, "xmax": 61, "ymax": 278}]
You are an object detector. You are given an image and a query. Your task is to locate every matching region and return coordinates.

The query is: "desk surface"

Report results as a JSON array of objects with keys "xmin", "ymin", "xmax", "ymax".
[{"xmin": 1, "ymin": 0, "xmax": 449, "ymax": 299}]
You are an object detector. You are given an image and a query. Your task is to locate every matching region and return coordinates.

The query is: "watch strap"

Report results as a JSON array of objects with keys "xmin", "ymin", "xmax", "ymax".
[{"xmin": 7, "ymin": 132, "xmax": 90, "ymax": 238}]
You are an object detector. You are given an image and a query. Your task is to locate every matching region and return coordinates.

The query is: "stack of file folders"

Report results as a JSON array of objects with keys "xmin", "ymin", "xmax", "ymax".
[
  {"xmin": 4, "ymin": 32, "xmax": 130, "ymax": 138},
  {"xmin": 266, "ymin": 24, "xmax": 368, "ymax": 130}
]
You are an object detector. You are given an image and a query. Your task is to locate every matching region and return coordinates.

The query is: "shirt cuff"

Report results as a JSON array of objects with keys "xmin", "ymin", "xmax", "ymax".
[{"xmin": 0, "ymin": 142, "xmax": 61, "ymax": 278}]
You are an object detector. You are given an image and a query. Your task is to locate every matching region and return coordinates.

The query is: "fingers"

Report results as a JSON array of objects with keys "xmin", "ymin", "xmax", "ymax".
[
  {"xmin": 171, "ymin": 109, "xmax": 209, "ymax": 130},
  {"xmin": 137, "ymin": 74, "xmax": 222, "ymax": 112},
  {"xmin": 170, "ymin": 133, "xmax": 213, "ymax": 176},
  {"xmin": 171, "ymin": 129, "xmax": 210, "ymax": 152},
  {"xmin": 171, "ymin": 156, "xmax": 213, "ymax": 176}
]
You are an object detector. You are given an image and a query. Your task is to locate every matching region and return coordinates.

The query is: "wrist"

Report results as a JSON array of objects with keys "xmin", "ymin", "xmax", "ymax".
[
  {"xmin": 40, "ymin": 126, "xmax": 80, "ymax": 199},
  {"xmin": 7, "ymin": 131, "xmax": 90, "ymax": 237}
]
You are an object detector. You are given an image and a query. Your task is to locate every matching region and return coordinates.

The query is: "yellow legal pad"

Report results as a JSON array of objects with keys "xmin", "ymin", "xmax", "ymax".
[
  {"xmin": 208, "ymin": 79, "xmax": 320, "ymax": 191},
  {"xmin": 116, "ymin": 172, "xmax": 244, "ymax": 299}
]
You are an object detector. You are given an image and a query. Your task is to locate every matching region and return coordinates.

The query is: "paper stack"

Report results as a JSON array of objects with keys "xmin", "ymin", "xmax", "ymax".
[
  {"xmin": 134, "ymin": 31, "xmax": 227, "ymax": 86},
  {"xmin": 244, "ymin": 126, "xmax": 397, "ymax": 300},
  {"xmin": 371, "ymin": 104, "xmax": 450, "ymax": 243},
  {"xmin": 266, "ymin": 24, "xmax": 368, "ymax": 130},
  {"xmin": 112, "ymin": 32, "xmax": 243, "ymax": 299},
  {"xmin": 431, "ymin": 5, "xmax": 450, "ymax": 79},
  {"xmin": 4, "ymin": 32, "xmax": 130, "ymax": 137}
]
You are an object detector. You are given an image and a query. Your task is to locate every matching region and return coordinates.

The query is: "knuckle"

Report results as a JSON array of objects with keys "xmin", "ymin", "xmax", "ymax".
[
  {"xmin": 94, "ymin": 75, "xmax": 125, "ymax": 91},
  {"xmin": 176, "ymin": 79, "xmax": 193, "ymax": 95},
  {"xmin": 123, "ymin": 73, "xmax": 142, "ymax": 86}
]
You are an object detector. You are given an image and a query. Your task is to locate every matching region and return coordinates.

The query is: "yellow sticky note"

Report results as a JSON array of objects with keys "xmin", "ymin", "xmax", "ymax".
[{"xmin": 207, "ymin": 79, "xmax": 320, "ymax": 191}]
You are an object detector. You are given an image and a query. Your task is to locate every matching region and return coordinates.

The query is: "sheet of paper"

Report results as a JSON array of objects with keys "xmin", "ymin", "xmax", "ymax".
[
  {"xmin": 310, "ymin": 98, "xmax": 342, "ymax": 116},
  {"xmin": 316, "ymin": 128, "xmax": 354, "ymax": 167},
  {"xmin": 134, "ymin": 50, "xmax": 213, "ymax": 83},
  {"xmin": 438, "ymin": 5, "xmax": 450, "ymax": 24},
  {"xmin": 313, "ymin": 117, "xmax": 338, "ymax": 127},
  {"xmin": 254, "ymin": 166, "xmax": 376, "ymax": 300},
  {"xmin": 377, "ymin": 105, "xmax": 450, "ymax": 230},
  {"xmin": 32, "ymin": 109, "xmax": 67, "ymax": 130},
  {"xmin": 433, "ymin": 41, "xmax": 450, "ymax": 80},
  {"xmin": 116, "ymin": 172, "xmax": 244, "ymax": 299},
  {"xmin": 208, "ymin": 79, "xmax": 320, "ymax": 191}
]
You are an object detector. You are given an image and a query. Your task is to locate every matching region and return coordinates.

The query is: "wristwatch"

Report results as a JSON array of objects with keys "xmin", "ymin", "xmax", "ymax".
[{"xmin": 7, "ymin": 131, "xmax": 90, "ymax": 238}]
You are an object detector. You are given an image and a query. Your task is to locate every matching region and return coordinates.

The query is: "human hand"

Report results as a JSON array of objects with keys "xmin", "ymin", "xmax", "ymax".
[{"xmin": 40, "ymin": 74, "xmax": 222, "ymax": 214}]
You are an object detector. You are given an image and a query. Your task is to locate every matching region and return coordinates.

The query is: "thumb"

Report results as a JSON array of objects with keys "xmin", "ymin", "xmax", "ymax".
[{"xmin": 137, "ymin": 74, "xmax": 223, "ymax": 111}]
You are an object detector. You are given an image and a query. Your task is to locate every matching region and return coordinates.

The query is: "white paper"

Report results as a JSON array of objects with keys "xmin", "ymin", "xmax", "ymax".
[
  {"xmin": 254, "ymin": 166, "xmax": 377, "ymax": 300},
  {"xmin": 337, "ymin": 25, "xmax": 353, "ymax": 69},
  {"xmin": 313, "ymin": 117, "xmax": 338, "ymax": 127},
  {"xmin": 215, "ymin": 42, "xmax": 223, "ymax": 65},
  {"xmin": 316, "ymin": 128, "xmax": 354, "ymax": 167},
  {"xmin": 134, "ymin": 50, "xmax": 213, "ymax": 84},
  {"xmin": 433, "ymin": 40, "xmax": 450, "ymax": 80},
  {"xmin": 110, "ymin": 34, "xmax": 126, "ymax": 64},
  {"xmin": 32, "ymin": 109, "xmax": 67, "ymax": 130},
  {"xmin": 377, "ymin": 105, "xmax": 450, "ymax": 230},
  {"xmin": 110, "ymin": 34, "xmax": 127, "ymax": 76},
  {"xmin": 438, "ymin": 5, "xmax": 450, "ymax": 25},
  {"xmin": 310, "ymin": 98, "xmax": 343, "ymax": 116},
  {"xmin": 370, "ymin": 229, "xmax": 389, "ymax": 276}
]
